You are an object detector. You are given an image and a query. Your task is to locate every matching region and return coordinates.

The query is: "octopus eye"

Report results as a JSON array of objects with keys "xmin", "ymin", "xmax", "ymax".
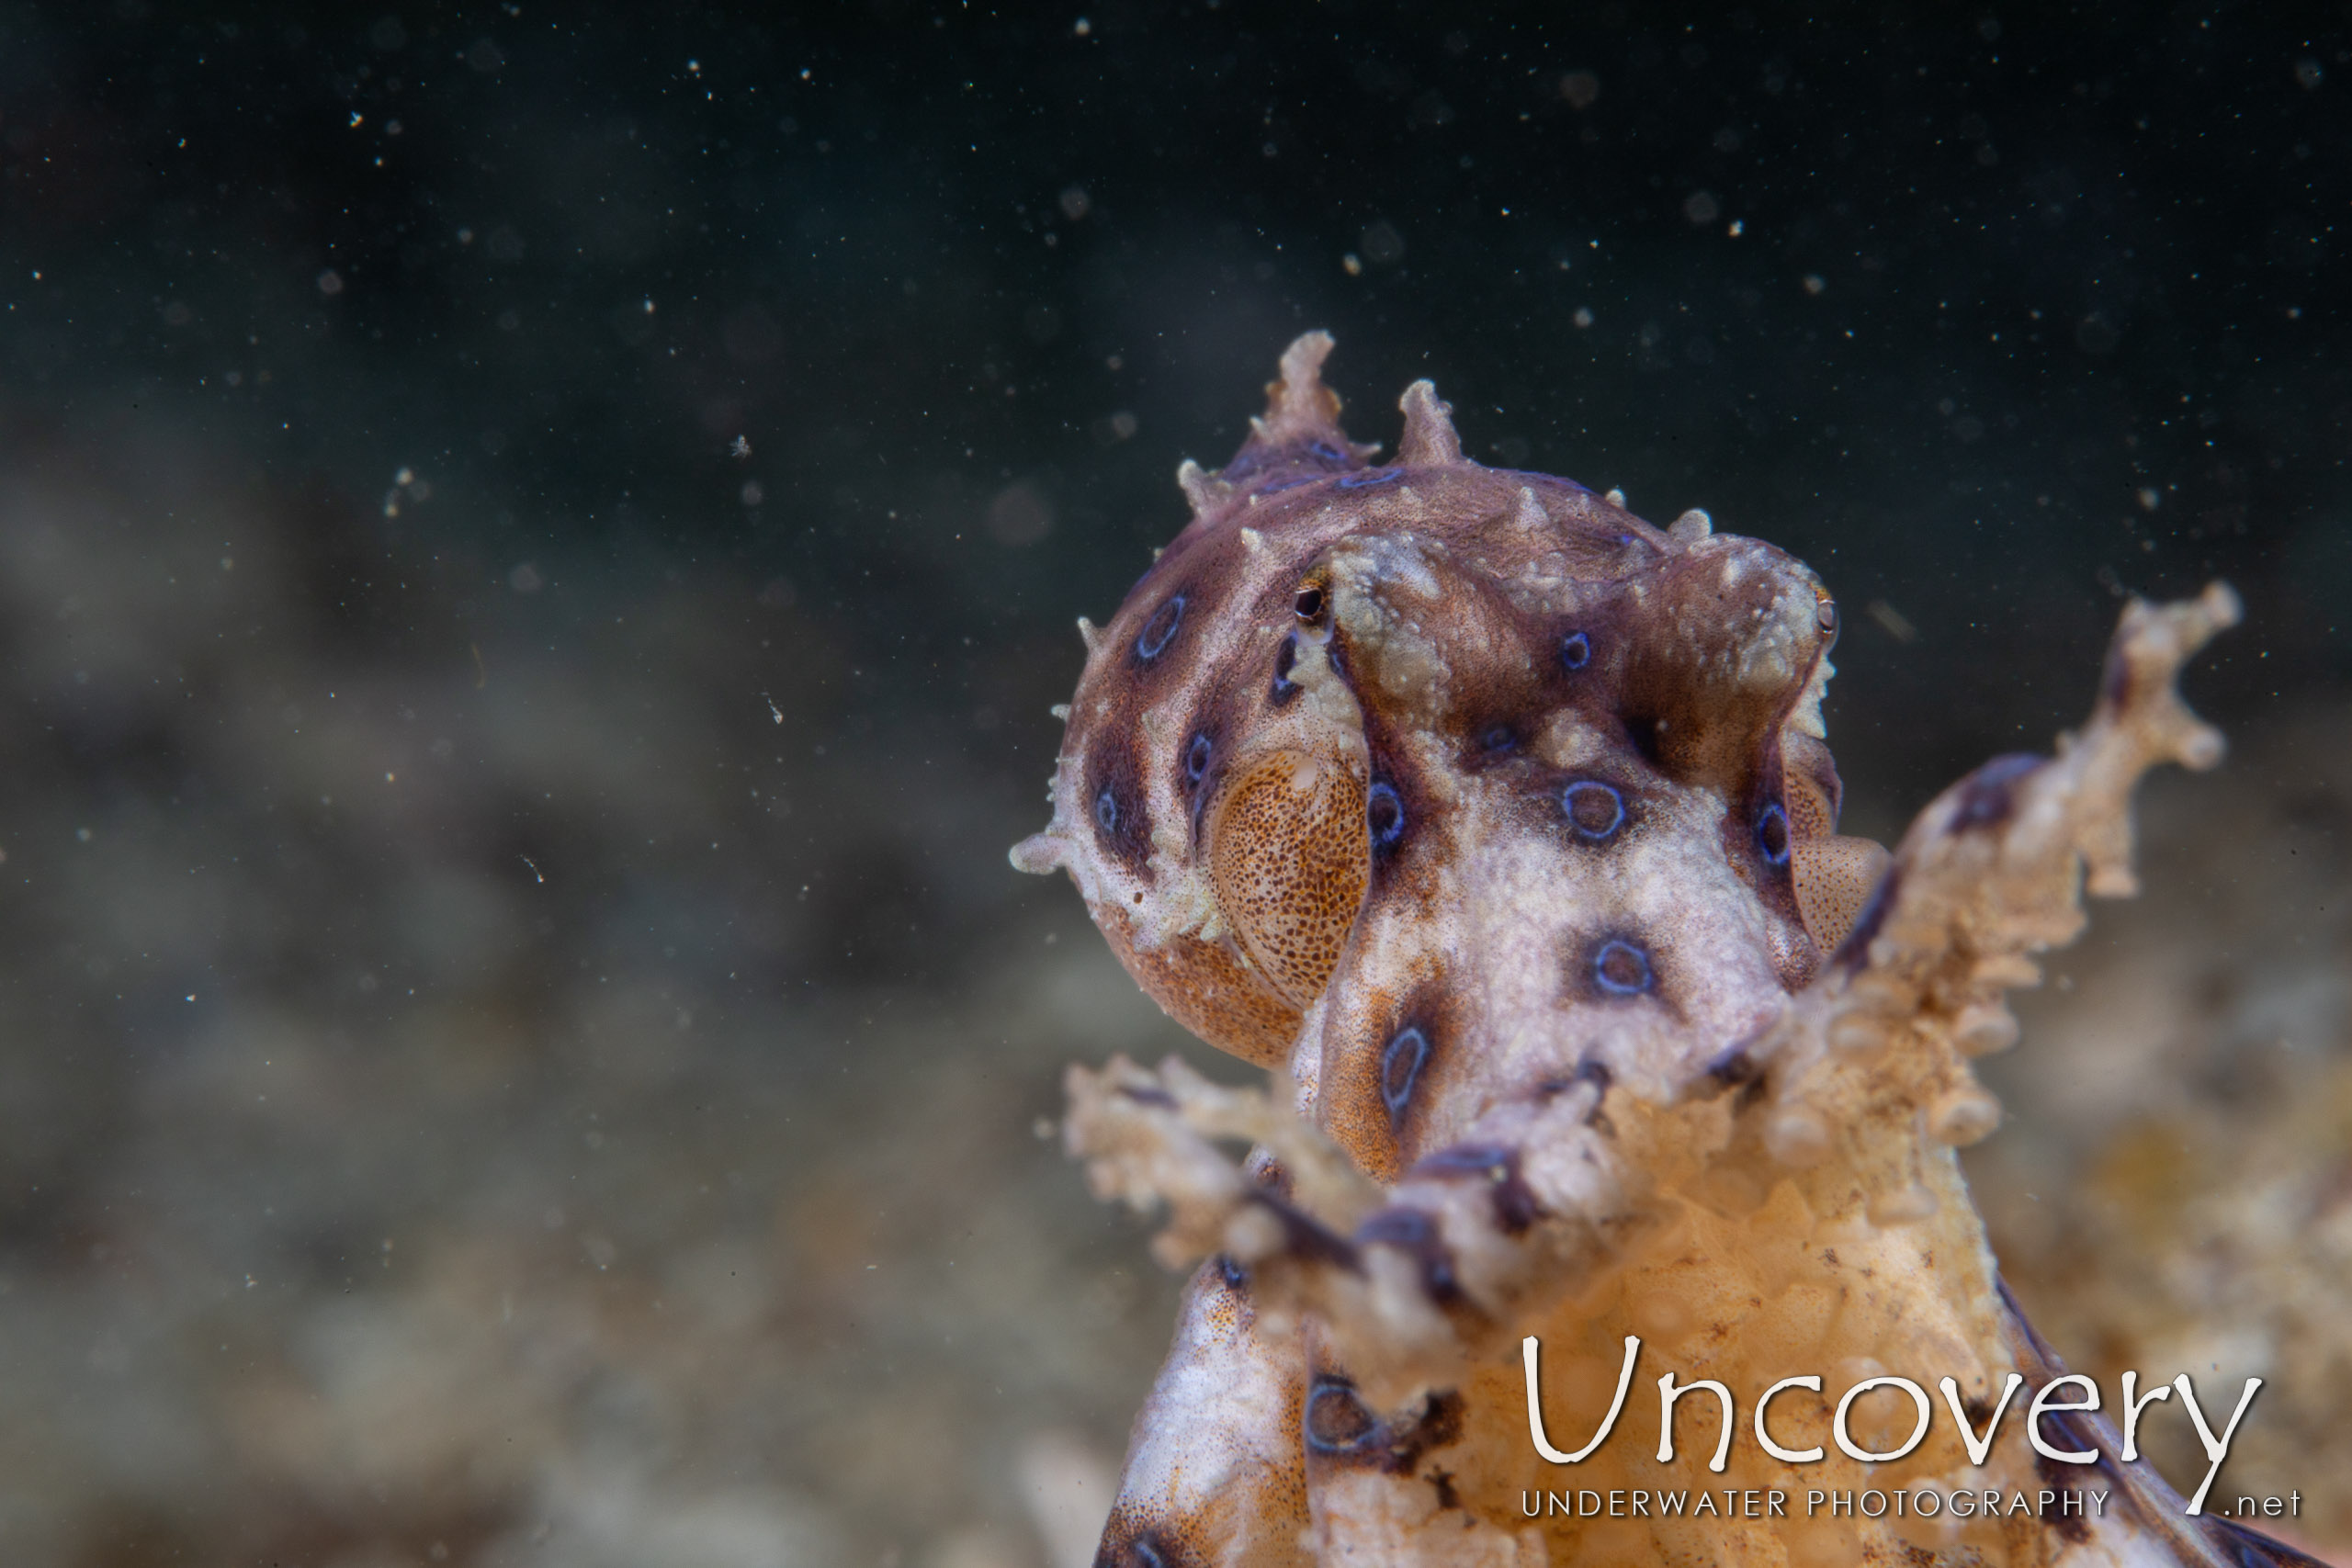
[
  {"xmin": 1366, "ymin": 781, "xmax": 1406, "ymax": 852},
  {"xmin": 1592, "ymin": 939, "xmax": 1654, "ymax": 997},
  {"xmin": 1094, "ymin": 788, "xmax": 1120, "ymax": 835},
  {"xmin": 1136, "ymin": 595, "xmax": 1186, "ymax": 660},
  {"xmin": 1561, "ymin": 780, "xmax": 1625, "ymax": 842},
  {"xmin": 1380, "ymin": 1026, "xmax": 1430, "ymax": 1127},
  {"xmin": 1756, "ymin": 801, "xmax": 1792, "ymax": 866},
  {"xmin": 1559, "ymin": 630, "xmax": 1592, "ymax": 671},
  {"xmin": 1206, "ymin": 751, "xmax": 1370, "ymax": 1008},
  {"xmin": 1293, "ymin": 585, "xmax": 1326, "ymax": 622},
  {"xmin": 1185, "ymin": 733, "xmax": 1214, "ymax": 784},
  {"xmin": 1815, "ymin": 597, "xmax": 1838, "ymax": 637}
]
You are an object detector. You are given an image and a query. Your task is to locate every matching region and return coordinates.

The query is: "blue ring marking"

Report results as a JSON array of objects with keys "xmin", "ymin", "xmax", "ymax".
[
  {"xmin": 1593, "ymin": 939, "xmax": 1654, "ymax": 997},
  {"xmin": 1307, "ymin": 440, "xmax": 1349, "ymax": 465},
  {"xmin": 1756, "ymin": 802, "xmax": 1792, "ymax": 866},
  {"xmin": 1336, "ymin": 468, "xmax": 1403, "ymax": 490},
  {"xmin": 1093, "ymin": 788, "xmax": 1120, "ymax": 835},
  {"xmin": 1136, "ymin": 595, "xmax": 1186, "ymax": 660},
  {"xmin": 1305, "ymin": 1378, "xmax": 1379, "ymax": 1453},
  {"xmin": 1561, "ymin": 780, "xmax": 1626, "ymax": 842},
  {"xmin": 1367, "ymin": 781, "xmax": 1406, "ymax": 852},
  {"xmin": 1185, "ymin": 733, "xmax": 1213, "ymax": 784},
  {"xmin": 1380, "ymin": 1027, "xmax": 1430, "ymax": 1126},
  {"xmin": 1559, "ymin": 630, "xmax": 1592, "ymax": 671}
]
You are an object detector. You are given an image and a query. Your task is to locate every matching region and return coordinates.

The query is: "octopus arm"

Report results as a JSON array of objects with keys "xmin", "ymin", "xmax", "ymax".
[
  {"xmin": 1995, "ymin": 1279, "xmax": 2334, "ymax": 1568},
  {"xmin": 1092, "ymin": 1256, "xmax": 1316, "ymax": 1568},
  {"xmin": 1756, "ymin": 584, "xmax": 2245, "ymax": 1171},
  {"xmin": 1067, "ymin": 1054, "xmax": 1643, "ymax": 1416}
]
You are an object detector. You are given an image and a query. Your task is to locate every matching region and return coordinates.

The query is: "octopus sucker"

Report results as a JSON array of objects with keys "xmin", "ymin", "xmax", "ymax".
[{"xmin": 1013, "ymin": 335, "xmax": 2320, "ymax": 1567}]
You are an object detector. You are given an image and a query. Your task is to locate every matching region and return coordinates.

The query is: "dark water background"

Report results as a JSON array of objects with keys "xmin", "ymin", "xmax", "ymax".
[{"xmin": 1, "ymin": 6, "xmax": 2345, "ymax": 1565}]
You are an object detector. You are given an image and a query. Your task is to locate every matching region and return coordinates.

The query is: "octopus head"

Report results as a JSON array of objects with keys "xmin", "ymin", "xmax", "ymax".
[{"xmin": 1014, "ymin": 335, "xmax": 1887, "ymax": 1175}]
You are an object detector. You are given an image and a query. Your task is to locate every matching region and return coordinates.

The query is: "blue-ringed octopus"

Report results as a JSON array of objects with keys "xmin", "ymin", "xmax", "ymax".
[{"xmin": 1012, "ymin": 333, "xmax": 2306, "ymax": 1568}]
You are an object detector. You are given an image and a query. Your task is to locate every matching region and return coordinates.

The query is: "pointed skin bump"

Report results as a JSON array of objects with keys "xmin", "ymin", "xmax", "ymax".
[{"xmin": 1395, "ymin": 379, "xmax": 1463, "ymax": 468}]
